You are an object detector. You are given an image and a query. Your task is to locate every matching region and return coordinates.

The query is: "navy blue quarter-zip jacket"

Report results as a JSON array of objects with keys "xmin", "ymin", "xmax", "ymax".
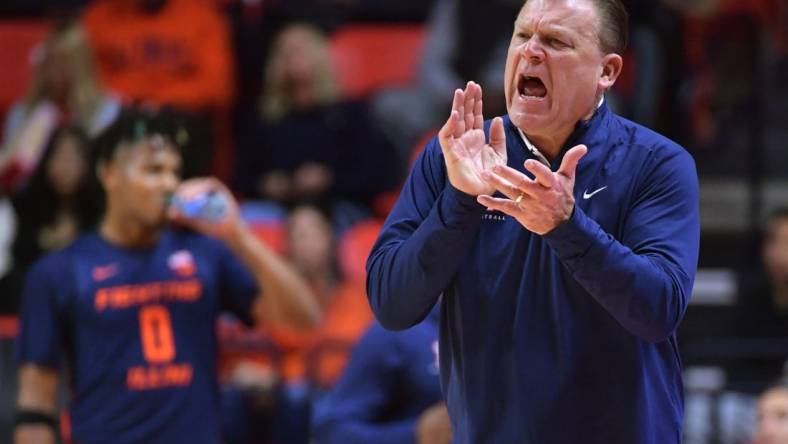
[{"xmin": 366, "ymin": 102, "xmax": 700, "ymax": 444}]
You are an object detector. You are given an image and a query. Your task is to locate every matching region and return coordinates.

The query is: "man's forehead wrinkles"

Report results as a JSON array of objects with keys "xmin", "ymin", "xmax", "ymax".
[
  {"xmin": 516, "ymin": 10, "xmax": 581, "ymax": 28},
  {"xmin": 516, "ymin": 8, "xmax": 597, "ymax": 41}
]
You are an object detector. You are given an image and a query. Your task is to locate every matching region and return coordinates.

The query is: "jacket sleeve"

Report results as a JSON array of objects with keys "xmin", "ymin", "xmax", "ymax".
[
  {"xmin": 544, "ymin": 144, "xmax": 700, "ymax": 342},
  {"xmin": 311, "ymin": 325, "xmax": 418, "ymax": 444},
  {"xmin": 365, "ymin": 137, "xmax": 484, "ymax": 330}
]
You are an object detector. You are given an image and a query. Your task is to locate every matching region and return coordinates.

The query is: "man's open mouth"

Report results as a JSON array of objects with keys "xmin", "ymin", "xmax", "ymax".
[{"xmin": 518, "ymin": 75, "xmax": 547, "ymax": 99}]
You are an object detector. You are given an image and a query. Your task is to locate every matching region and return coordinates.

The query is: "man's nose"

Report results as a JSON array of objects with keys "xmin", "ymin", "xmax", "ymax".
[{"xmin": 521, "ymin": 38, "xmax": 545, "ymax": 62}]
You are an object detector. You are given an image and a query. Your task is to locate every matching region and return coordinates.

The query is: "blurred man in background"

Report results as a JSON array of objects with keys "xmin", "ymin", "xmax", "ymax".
[{"xmin": 312, "ymin": 307, "xmax": 448, "ymax": 444}]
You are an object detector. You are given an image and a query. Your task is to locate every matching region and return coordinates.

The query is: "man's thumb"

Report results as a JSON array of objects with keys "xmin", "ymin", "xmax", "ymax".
[
  {"xmin": 558, "ymin": 144, "xmax": 588, "ymax": 179},
  {"xmin": 489, "ymin": 117, "xmax": 506, "ymax": 156}
]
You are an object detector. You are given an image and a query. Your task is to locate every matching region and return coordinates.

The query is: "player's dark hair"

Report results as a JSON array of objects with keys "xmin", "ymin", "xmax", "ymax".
[
  {"xmin": 92, "ymin": 104, "xmax": 189, "ymax": 167},
  {"xmin": 519, "ymin": 0, "xmax": 628, "ymax": 54}
]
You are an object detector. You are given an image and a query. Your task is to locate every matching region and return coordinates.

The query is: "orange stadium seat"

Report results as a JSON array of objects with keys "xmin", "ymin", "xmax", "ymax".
[
  {"xmin": 247, "ymin": 220, "xmax": 286, "ymax": 255},
  {"xmin": 0, "ymin": 20, "xmax": 51, "ymax": 134},
  {"xmin": 0, "ymin": 315, "xmax": 18, "ymax": 339},
  {"xmin": 338, "ymin": 218, "xmax": 383, "ymax": 283},
  {"xmin": 329, "ymin": 24, "xmax": 426, "ymax": 99}
]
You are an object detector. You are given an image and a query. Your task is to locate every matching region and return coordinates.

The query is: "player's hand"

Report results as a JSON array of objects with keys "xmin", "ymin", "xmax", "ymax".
[
  {"xmin": 168, "ymin": 177, "xmax": 242, "ymax": 241},
  {"xmin": 415, "ymin": 403, "xmax": 452, "ymax": 444},
  {"xmin": 477, "ymin": 144, "xmax": 587, "ymax": 234},
  {"xmin": 438, "ymin": 81, "xmax": 507, "ymax": 196}
]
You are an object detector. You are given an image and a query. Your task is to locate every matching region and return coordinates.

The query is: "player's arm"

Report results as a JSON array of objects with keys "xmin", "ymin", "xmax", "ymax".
[
  {"xmin": 14, "ymin": 364, "xmax": 59, "ymax": 444},
  {"xmin": 15, "ymin": 256, "xmax": 66, "ymax": 444},
  {"xmin": 225, "ymin": 223, "xmax": 320, "ymax": 330},
  {"xmin": 170, "ymin": 178, "xmax": 320, "ymax": 330}
]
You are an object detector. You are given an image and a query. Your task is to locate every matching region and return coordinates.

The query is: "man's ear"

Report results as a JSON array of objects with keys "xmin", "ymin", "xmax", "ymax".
[{"xmin": 598, "ymin": 53, "xmax": 623, "ymax": 91}]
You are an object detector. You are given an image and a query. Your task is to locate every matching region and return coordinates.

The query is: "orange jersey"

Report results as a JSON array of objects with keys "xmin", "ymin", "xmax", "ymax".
[{"xmin": 81, "ymin": 0, "xmax": 235, "ymax": 112}]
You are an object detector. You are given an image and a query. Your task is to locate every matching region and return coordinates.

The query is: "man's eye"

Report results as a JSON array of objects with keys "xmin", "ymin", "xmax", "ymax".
[
  {"xmin": 548, "ymin": 38, "xmax": 568, "ymax": 48},
  {"xmin": 516, "ymin": 32, "xmax": 530, "ymax": 40}
]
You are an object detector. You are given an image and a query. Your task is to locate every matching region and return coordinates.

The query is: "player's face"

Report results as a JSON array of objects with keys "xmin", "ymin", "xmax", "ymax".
[
  {"xmin": 755, "ymin": 388, "xmax": 788, "ymax": 444},
  {"xmin": 503, "ymin": 0, "xmax": 617, "ymax": 140},
  {"xmin": 106, "ymin": 136, "xmax": 182, "ymax": 228}
]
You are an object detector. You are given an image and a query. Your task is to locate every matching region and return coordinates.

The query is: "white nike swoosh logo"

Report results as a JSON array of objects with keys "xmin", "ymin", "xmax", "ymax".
[{"xmin": 583, "ymin": 186, "xmax": 608, "ymax": 199}]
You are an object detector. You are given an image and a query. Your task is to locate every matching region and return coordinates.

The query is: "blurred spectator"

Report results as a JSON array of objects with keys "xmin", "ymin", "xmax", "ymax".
[
  {"xmin": 663, "ymin": 0, "xmax": 783, "ymax": 152},
  {"xmin": 611, "ymin": 1, "xmax": 683, "ymax": 132},
  {"xmin": 232, "ymin": 23, "xmax": 401, "ymax": 208},
  {"xmin": 0, "ymin": 126, "xmax": 99, "ymax": 314},
  {"xmin": 81, "ymin": 0, "xmax": 236, "ymax": 177},
  {"xmin": 267, "ymin": 203, "xmax": 372, "ymax": 387},
  {"xmin": 753, "ymin": 380, "xmax": 788, "ymax": 444},
  {"xmin": 371, "ymin": 0, "xmax": 520, "ymax": 158},
  {"xmin": 220, "ymin": 202, "xmax": 373, "ymax": 443},
  {"xmin": 81, "ymin": 0, "xmax": 234, "ymax": 114},
  {"xmin": 732, "ymin": 208, "xmax": 788, "ymax": 390},
  {"xmin": 0, "ymin": 20, "xmax": 119, "ymax": 194},
  {"xmin": 312, "ymin": 306, "xmax": 447, "ymax": 444}
]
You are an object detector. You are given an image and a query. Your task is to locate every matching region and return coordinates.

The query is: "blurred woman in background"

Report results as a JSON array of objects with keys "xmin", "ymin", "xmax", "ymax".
[
  {"xmin": 220, "ymin": 202, "xmax": 372, "ymax": 444},
  {"xmin": 0, "ymin": 126, "xmax": 100, "ymax": 313},
  {"xmin": 233, "ymin": 23, "xmax": 401, "ymax": 211},
  {"xmin": 0, "ymin": 20, "xmax": 119, "ymax": 193}
]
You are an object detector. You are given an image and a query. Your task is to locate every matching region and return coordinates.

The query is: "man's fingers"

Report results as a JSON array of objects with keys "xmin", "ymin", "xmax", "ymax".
[
  {"xmin": 474, "ymin": 97, "xmax": 484, "ymax": 129},
  {"xmin": 472, "ymin": 82, "xmax": 484, "ymax": 129},
  {"xmin": 557, "ymin": 144, "xmax": 588, "ymax": 179},
  {"xmin": 523, "ymin": 159, "xmax": 554, "ymax": 188},
  {"xmin": 477, "ymin": 194, "xmax": 521, "ymax": 216},
  {"xmin": 483, "ymin": 166, "xmax": 542, "ymax": 200},
  {"xmin": 463, "ymin": 82, "xmax": 476, "ymax": 131},
  {"xmin": 451, "ymin": 89, "xmax": 465, "ymax": 137},
  {"xmin": 438, "ymin": 110, "xmax": 461, "ymax": 162},
  {"xmin": 489, "ymin": 164, "xmax": 535, "ymax": 192},
  {"xmin": 489, "ymin": 117, "xmax": 506, "ymax": 156}
]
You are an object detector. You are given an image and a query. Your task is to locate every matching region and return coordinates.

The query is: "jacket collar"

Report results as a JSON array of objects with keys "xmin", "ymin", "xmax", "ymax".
[{"xmin": 504, "ymin": 99, "xmax": 611, "ymax": 171}]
